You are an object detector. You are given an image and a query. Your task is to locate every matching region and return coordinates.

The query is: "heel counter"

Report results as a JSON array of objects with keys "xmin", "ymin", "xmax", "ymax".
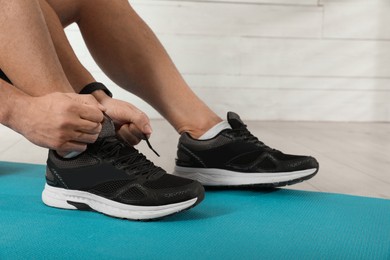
[
  {"xmin": 46, "ymin": 156, "xmax": 67, "ymax": 188},
  {"xmin": 45, "ymin": 167, "xmax": 61, "ymax": 187}
]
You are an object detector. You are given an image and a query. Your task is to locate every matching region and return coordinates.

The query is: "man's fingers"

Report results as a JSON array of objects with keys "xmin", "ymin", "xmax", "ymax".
[
  {"xmin": 75, "ymin": 121, "xmax": 102, "ymax": 135},
  {"xmin": 81, "ymin": 95, "xmax": 107, "ymax": 112},
  {"xmin": 127, "ymin": 123, "xmax": 146, "ymax": 140},
  {"xmin": 79, "ymin": 95, "xmax": 106, "ymax": 112},
  {"xmin": 124, "ymin": 107, "xmax": 152, "ymax": 135},
  {"xmin": 67, "ymin": 93, "xmax": 106, "ymax": 121},
  {"xmin": 78, "ymin": 104, "xmax": 104, "ymax": 123},
  {"xmin": 72, "ymin": 131, "xmax": 100, "ymax": 144},
  {"xmin": 117, "ymin": 124, "xmax": 142, "ymax": 145}
]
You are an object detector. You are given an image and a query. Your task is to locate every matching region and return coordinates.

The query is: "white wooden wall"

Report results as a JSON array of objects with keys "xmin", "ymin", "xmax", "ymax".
[{"xmin": 65, "ymin": 0, "xmax": 390, "ymax": 122}]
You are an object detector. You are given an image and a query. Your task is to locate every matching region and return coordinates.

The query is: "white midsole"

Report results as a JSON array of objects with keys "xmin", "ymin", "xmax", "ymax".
[
  {"xmin": 42, "ymin": 184, "xmax": 197, "ymax": 220},
  {"xmin": 173, "ymin": 166, "xmax": 317, "ymax": 186}
]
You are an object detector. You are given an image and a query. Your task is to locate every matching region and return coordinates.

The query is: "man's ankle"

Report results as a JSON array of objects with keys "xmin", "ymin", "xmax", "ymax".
[{"xmin": 177, "ymin": 117, "xmax": 224, "ymax": 139}]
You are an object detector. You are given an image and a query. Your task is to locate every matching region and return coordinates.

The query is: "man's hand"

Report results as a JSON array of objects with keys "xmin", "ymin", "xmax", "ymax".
[
  {"xmin": 97, "ymin": 95, "xmax": 152, "ymax": 145},
  {"xmin": 9, "ymin": 92, "xmax": 105, "ymax": 154}
]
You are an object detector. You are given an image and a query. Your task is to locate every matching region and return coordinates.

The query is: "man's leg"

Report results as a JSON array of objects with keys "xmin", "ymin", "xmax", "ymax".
[
  {"xmin": 0, "ymin": 0, "xmax": 105, "ymax": 154},
  {"xmin": 47, "ymin": 0, "xmax": 222, "ymax": 138},
  {"xmin": 0, "ymin": 0, "xmax": 73, "ymax": 95},
  {"xmin": 0, "ymin": 0, "xmax": 159, "ymax": 148},
  {"xmin": 37, "ymin": 0, "xmax": 95, "ymax": 92}
]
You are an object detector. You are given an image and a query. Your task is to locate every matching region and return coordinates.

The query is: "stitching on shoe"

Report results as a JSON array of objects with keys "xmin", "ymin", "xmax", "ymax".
[
  {"xmin": 180, "ymin": 144, "xmax": 207, "ymax": 168},
  {"xmin": 50, "ymin": 169, "xmax": 69, "ymax": 189}
]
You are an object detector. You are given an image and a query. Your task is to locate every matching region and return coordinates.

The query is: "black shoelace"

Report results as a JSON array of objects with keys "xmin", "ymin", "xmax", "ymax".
[
  {"xmin": 230, "ymin": 126, "xmax": 276, "ymax": 151},
  {"xmin": 96, "ymin": 136, "xmax": 162, "ymax": 177},
  {"xmin": 144, "ymin": 134, "xmax": 160, "ymax": 157}
]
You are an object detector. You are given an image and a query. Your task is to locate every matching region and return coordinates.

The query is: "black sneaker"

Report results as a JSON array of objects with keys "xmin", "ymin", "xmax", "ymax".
[
  {"xmin": 42, "ymin": 116, "xmax": 204, "ymax": 220},
  {"xmin": 173, "ymin": 112, "xmax": 319, "ymax": 187}
]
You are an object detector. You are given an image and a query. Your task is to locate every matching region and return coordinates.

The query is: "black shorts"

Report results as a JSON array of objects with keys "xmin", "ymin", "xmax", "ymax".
[{"xmin": 0, "ymin": 69, "xmax": 12, "ymax": 84}]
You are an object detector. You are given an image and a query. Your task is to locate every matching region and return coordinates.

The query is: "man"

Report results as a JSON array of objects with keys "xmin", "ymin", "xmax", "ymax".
[{"xmin": 0, "ymin": 0, "xmax": 319, "ymax": 220}]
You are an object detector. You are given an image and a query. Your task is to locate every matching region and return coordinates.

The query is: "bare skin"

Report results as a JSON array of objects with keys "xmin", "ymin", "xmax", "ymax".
[
  {"xmin": 45, "ymin": 0, "xmax": 222, "ymax": 138},
  {"xmin": 0, "ymin": 0, "xmax": 72, "ymax": 95},
  {"xmin": 0, "ymin": 0, "xmax": 151, "ymax": 153},
  {"xmin": 0, "ymin": 79, "xmax": 104, "ymax": 153},
  {"xmin": 37, "ymin": 0, "xmax": 153, "ymax": 145},
  {"xmin": 0, "ymin": 0, "xmax": 104, "ymax": 154}
]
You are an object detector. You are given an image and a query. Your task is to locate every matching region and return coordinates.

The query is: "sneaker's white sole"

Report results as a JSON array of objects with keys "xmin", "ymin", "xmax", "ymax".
[
  {"xmin": 173, "ymin": 166, "xmax": 318, "ymax": 186},
  {"xmin": 42, "ymin": 184, "xmax": 197, "ymax": 220}
]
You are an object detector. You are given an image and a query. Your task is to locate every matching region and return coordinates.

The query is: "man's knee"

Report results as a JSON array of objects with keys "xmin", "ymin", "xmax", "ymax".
[
  {"xmin": 78, "ymin": 0, "xmax": 131, "ymax": 14},
  {"xmin": 45, "ymin": 0, "xmax": 132, "ymax": 26},
  {"xmin": 44, "ymin": 0, "xmax": 82, "ymax": 26}
]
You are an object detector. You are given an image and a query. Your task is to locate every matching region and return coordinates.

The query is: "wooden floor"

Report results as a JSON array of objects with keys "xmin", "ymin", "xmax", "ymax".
[{"xmin": 0, "ymin": 120, "xmax": 389, "ymax": 199}]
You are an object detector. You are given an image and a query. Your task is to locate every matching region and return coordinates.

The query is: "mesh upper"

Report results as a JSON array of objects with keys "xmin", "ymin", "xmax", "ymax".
[
  {"xmin": 45, "ymin": 115, "xmax": 204, "ymax": 206},
  {"xmin": 257, "ymin": 157, "xmax": 277, "ymax": 170},
  {"xmin": 98, "ymin": 116, "xmax": 116, "ymax": 139},
  {"xmin": 48, "ymin": 151, "xmax": 99, "ymax": 168},
  {"xmin": 273, "ymin": 153, "xmax": 305, "ymax": 161},
  {"xmin": 119, "ymin": 186, "xmax": 146, "ymax": 200},
  {"xmin": 89, "ymin": 180, "xmax": 131, "ymax": 194},
  {"xmin": 144, "ymin": 174, "xmax": 193, "ymax": 189},
  {"xmin": 176, "ymin": 112, "xmax": 317, "ymax": 173},
  {"xmin": 89, "ymin": 181, "xmax": 146, "ymax": 201},
  {"xmin": 179, "ymin": 133, "xmax": 232, "ymax": 151}
]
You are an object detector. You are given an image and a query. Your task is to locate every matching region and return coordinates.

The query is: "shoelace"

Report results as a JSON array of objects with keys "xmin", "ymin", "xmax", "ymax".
[
  {"xmin": 144, "ymin": 134, "xmax": 160, "ymax": 157},
  {"xmin": 230, "ymin": 126, "xmax": 276, "ymax": 151},
  {"xmin": 96, "ymin": 136, "xmax": 162, "ymax": 177}
]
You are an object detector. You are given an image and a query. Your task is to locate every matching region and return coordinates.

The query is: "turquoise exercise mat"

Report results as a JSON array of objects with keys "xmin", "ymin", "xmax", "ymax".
[{"xmin": 0, "ymin": 161, "xmax": 389, "ymax": 259}]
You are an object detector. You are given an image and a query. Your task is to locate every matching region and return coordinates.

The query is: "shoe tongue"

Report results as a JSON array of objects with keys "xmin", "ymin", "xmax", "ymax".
[
  {"xmin": 98, "ymin": 115, "xmax": 116, "ymax": 139},
  {"xmin": 227, "ymin": 112, "xmax": 246, "ymax": 129}
]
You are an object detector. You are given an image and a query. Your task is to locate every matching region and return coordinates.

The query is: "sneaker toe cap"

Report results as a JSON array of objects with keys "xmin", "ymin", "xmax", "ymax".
[{"xmin": 282, "ymin": 156, "xmax": 319, "ymax": 172}]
